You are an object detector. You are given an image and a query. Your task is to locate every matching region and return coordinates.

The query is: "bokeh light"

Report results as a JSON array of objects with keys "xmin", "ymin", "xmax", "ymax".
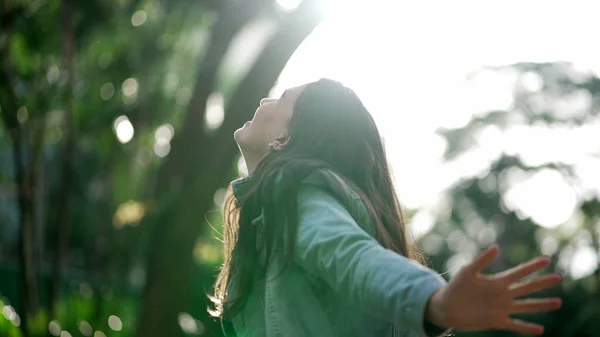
[
  {"xmin": 205, "ymin": 92, "xmax": 224, "ymax": 129},
  {"xmin": 100, "ymin": 83, "xmax": 115, "ymax": 100},
  {"xmin": 178, "ymin": 312, "xmax": 205, "ymax": 335},
  {"xmin": 79, "ymin": 282, "xmax": 93, "ymax": 299},
  {"xmin": 79, "ymin": 320, "xmax": 93, "ymax": 336},
  {"xmin": 16, "ymin": 106, "xmax": 28, "ymax": 124},
  {"xmin": 121, "ymin": 78, "xmax": 138, "ymax": 96},
  {"xmin": 47, "ymin": 65, "xmax": 60, "ymax": 84},
  {"xmin": 49, "ymin": 320, "xmax": 61, "ymax": 336},
  {"xmin": 194, "ymin": 239, "xmax": 221, "ymax": 264},
  {"xmin": 154, "ymin": 142, "xmax": 171, "ymax": 157},
  {"xmin": 570, "ymin": 246, "xmax": 598, "ymax": 280},
  {"xmin": 2, "ymin": 305, "xmax": 15, "ymax": 320},
  {"xmin": 113, "ymin": 115, "xmax": 135, "ymax": 144},
  {"xmin": 108, "ymin": 315, "xmax": 122, "ymax": 331},
  {"xmin": 131, "ymin": 10, "xmax": 147, "ymax": 26},
  {"xmin": 154, "ymin": 123, "xmax": 174, "ymax": 146},
  {"xmin": 113, "ymin": 200, "xmax": 146, "ymax": 228},
  {"xmin": 213, "ymin": 188, "xmax": 227, "ymax": 208}
]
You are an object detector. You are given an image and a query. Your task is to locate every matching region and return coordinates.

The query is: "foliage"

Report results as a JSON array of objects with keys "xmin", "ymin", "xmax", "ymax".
[
  {"xmin": 1, "ymin": 1, "xmax": 598, "ymax": 337},
  {"xmin": 419, "ymin": 62, "xmax": 600, "ymax": 337}
]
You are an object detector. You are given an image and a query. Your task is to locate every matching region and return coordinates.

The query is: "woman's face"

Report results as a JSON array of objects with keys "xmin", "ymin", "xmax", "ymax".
[{"xmin": 234, "ymin": 84, "xmax": 307, "ymax": 155}]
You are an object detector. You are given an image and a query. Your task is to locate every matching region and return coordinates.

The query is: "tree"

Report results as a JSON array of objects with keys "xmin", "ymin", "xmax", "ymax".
[
  {"xmin": 419, "ymin": 62, "xmax": 600, "ymax": 336},
  {"xmin": 136, "ymin": 1, "xmax": 323, "ymax": 336}
]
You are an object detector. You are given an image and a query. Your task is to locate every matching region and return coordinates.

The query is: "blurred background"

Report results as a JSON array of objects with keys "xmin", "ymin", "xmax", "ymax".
[{"xmin": 0, "ymin": 0, "xmax": 599, "ymax": 336}]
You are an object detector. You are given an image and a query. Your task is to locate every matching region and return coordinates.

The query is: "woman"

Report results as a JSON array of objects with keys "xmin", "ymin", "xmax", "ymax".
[{"xmin": 210, "ymin": 78, "xmax": 562, "ymax": 337}]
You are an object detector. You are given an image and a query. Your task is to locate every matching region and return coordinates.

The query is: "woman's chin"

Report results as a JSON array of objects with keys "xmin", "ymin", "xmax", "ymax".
[{"xmin": 234, "ymin": 125, "xmax": 251, "ymax": 142}]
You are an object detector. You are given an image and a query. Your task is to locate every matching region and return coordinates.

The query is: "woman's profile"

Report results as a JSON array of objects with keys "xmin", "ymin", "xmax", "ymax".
[{"xmin": 210, "ymin": 78, "xmax": 562, "ymax": 336}]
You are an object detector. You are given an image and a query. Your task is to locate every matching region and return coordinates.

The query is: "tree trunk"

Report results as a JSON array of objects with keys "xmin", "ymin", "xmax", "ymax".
[
  {"xmin": 1, "ymin": 1, "xmax": 40, "ymax": 335},
  {"xmin": 91, "ymin": 146, "xmax": 117, "ymax": 325},
  {"xmin": 136, "ymin": 2, "xmax": 322, "ymax": 337},
  {"xmin": 49, "ymin": 0, "xmax": 75, "ymax": 320},
  {"xmin": 28, "ymin": 106, "xmax": 48, "ymax": 277}
]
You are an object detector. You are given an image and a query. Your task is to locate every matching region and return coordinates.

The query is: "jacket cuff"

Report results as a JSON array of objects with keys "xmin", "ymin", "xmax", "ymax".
[{"xmin": 410, "ymin": 274, "xmax": 452, "ymax": 337}]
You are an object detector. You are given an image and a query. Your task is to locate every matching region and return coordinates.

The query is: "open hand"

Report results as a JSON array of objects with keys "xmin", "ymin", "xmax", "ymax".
[{"xmin": 426, "ymin": 244, "xmax": 562, "ymax": 335}]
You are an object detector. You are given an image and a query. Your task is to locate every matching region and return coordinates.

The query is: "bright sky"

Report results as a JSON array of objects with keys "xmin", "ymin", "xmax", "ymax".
[{"xmin": 227, "ymin": 0, "xmax": 600, "ymax": 278}]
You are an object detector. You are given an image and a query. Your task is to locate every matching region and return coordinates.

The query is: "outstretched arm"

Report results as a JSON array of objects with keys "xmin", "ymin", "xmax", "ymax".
[{"xmin": 294, "ymin": 185, "xmax": 449, "ymax": 337}]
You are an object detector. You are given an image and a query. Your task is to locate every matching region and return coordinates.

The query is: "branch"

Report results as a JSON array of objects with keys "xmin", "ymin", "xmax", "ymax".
[
  {"xmin": 156, "ymin": 0, "xmax": 269, "ymax": 192},
  {"xmin": 49, "ymin": 0, "xmax": 76, "ymax": 320}
]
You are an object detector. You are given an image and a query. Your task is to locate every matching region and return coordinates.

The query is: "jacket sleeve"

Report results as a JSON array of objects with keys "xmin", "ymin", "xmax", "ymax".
[{"xmin": 294, "ymin": 185, "xmax": 451, "ymax": 337}]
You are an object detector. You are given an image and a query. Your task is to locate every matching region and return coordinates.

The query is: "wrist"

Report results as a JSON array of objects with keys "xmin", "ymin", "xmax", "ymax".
[{"xmin": 425, "ymin": 287, "xmax": 449, "ymax": 328}]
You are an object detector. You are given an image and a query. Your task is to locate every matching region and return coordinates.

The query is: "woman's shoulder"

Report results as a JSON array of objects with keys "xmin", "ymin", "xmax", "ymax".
[
  {"xmin": 300, "ymin": 168, "xmax": 359, "ymax": 199},
  {"xmin": 297, "ymin": 169, "xmax": 372, "ymax": 230}
]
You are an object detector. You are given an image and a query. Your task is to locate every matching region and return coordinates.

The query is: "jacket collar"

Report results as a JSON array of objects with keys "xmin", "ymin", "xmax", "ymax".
[{"xmin": 231, "ymin": 176, "xmax": 251, "ymax": 201}]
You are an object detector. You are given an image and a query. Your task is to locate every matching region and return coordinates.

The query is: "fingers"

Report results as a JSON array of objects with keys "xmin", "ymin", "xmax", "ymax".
[
  {"xmin": 509, "ymin": 273, "xmax": 562, "ymax": 298},
  {"xmin": 510, "ymin": 298, "xmax": 563, "ymax": 314},
  {"xmin": 503, "ymin": 318, "xmax": 545, "ymax": 335},
  {"xmin": 495, "ymin": 256, "xmax": 551, "ymax": 284},
  {"xmin": 468, "ymin": 244, "xmax": 500, "ymax": 274}
]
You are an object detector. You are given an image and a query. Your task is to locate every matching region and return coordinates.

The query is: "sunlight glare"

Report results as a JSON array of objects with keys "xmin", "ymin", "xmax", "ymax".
[
  {"xmin": 503, "ymin": 169, "xmax": 578, "ymax": 228},
  {"xmin": 520, "ymin": 71, "xmax": 544, "ymax": 92},
  {"xmin": 409, "ymin": 210, "xmax": 435, "ymax": 239},
  {"xmin": 276, "ymin": 0, "xmax": 301, "ymax": 12},
  {"xmin": 271, "ymin": 0, "xmax": 599, "ymax": 221}
]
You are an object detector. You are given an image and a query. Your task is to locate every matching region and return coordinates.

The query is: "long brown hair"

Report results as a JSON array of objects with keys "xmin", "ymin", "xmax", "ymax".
[{"xmin": 210, "ymin": 78, "xmax": 424, "ymax": 319}]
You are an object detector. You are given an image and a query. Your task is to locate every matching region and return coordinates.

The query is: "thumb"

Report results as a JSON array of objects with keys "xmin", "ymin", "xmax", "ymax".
[{"xmin": 467, "ymin": 244, "xmax": 499, "ymax": 274}]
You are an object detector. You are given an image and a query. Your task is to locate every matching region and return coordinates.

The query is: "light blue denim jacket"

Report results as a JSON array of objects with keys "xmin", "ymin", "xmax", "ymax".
[{"xmin": 225, "ymin": 169, "xmax": 451, "ymax": 337}]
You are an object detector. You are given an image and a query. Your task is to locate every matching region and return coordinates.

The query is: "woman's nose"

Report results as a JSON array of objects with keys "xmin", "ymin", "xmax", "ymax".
[{"xmin": 260, "ymin": 98, "xmax": 275, "ymax": 105}]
